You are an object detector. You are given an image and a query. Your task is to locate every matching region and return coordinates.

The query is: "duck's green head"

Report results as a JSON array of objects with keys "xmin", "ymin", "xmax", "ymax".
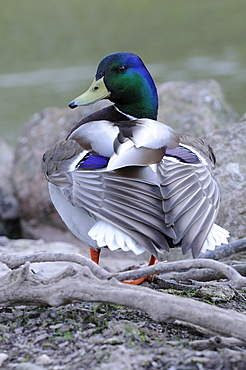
[{"xmin": 69, "ymin": 52, "xmax": 158, "ymax": 120}]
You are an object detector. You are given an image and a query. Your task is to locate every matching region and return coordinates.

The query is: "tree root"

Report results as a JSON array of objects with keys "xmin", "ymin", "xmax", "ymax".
[
  {"xmin": 111, "ymin": 258, "xmax": 246, "ymax": 289},
  {"xmin": 1, "ymin": 253, "xmax": 246, "ymax": 288},
  {"xmin": 0, "ymin": 252, "xmax": 108, "ymax": 279},
  {"xmin": 201, "ymin": 237, "xmax": 246, "ymax": 260},
  {"xmin": 0, "ymin": 251, "xmax": 246, "ymax": 342},
  {"xmin": 154, "ymin": 264, "xmax": 246, "ymax": 284},
  {"xmin": 0, "ymin": 261, "xmax": 246, "ymax": 342}
]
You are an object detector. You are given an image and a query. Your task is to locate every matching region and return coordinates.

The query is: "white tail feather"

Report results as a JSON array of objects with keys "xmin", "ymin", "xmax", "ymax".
[
  {"xmin": 89, "ymin": 220, "xmax": 230, "ymax": 257},
  {"xmin": 88, "ymin": 220, "xmax": 145, "ymax": 255},
  {"xmin": 200, "ymin": 224, "xmax": 230, "ymax": 254}
]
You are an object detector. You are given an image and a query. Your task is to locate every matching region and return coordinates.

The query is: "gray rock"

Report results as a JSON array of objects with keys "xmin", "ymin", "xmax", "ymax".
[
  {"xmin": 205, "ymin": 118, "xmax": 246, "ymax": 240},
  {"xmin": 0, "ymin": 138, "xmax": 20, "ymax": 238},
  {"xmin": 157, "ymin": 80, "xmax": 239, "ymax": 137},
  {"xmin": 13, "ymin": 103, "xmax": 107, "ymax": 242}
]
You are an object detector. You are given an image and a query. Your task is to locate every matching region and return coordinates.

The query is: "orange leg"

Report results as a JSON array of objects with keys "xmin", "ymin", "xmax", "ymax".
[
  {"xmin": 89, "ymin": 248, "xmax": 156, "ymax": 285},
  {"xmin": 122, "ymin": 255, "xmax": 157, "ymax": 285},
  {"xmin": 90, "ymin": 248, "xmax": 101, "ymax": 264}
]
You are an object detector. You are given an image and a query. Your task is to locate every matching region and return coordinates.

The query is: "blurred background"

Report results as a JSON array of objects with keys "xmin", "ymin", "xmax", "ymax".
[{"xmin": 1, "ymin": 0, "xmax": 245, "ymax": 145}]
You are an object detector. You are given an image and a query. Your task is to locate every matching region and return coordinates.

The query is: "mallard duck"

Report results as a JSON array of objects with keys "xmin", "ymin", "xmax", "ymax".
[{"xmin": 41, "ymin": 52, "xmax": 229, "ymax": 283}]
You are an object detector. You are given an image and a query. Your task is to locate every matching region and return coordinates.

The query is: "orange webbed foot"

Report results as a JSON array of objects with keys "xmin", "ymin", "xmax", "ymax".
[{"xmin": 122, "ymin": 255, "xmax": 157, "ymax": 285}]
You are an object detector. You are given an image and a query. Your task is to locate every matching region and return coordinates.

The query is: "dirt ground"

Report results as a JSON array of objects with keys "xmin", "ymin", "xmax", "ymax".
[
  {"xmin": 0, "ymin": 239, "xmax": 246, "ymax": 369},
  {"xmin": 0, "ymin": 287, "xmax": 246, "ymax": 369}
]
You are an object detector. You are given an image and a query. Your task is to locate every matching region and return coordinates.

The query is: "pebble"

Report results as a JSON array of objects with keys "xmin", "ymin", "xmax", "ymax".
[
  {"xmin": 49, "ymin": 323, "xmax": 64, "ymax": 330},
  {"xmin": 81, "ymin": 328, "xmax": 95, "ymax": 338},
  {"xmin": 14, "ymin": 327, "xmax": 24, "ymax": 334},
  {"xmin": 104, "ymin": 336, "xmax": 124, "ymax": 345},
  {"xmin": 0, "ymin": 353, "xmax": 8, "ymax": 366},
  {"xmin": 36, "ymin": 354, "xmax": 52, "ymax": 365},
  {"xmin": 13, "ymin": 363, "xmax": 46, "ymax": 370},
  {"xmin": 33, "ymin": 333, "xmax": 49, "ymax": 344}
]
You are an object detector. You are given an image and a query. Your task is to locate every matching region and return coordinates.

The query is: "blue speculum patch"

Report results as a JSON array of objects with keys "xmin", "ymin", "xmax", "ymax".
[
  {"xmin": 78, "ymin": 154, "xmax": 109, "ymax": 169},
  {"xmin": 166, "ymin": 146, "xmax": 200, "ymax": 163}
]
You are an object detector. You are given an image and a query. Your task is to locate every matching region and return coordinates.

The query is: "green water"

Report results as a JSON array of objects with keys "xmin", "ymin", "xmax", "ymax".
[{"xmin": 1, "ymin": 0, "xmax": 246, "ymax": 144}]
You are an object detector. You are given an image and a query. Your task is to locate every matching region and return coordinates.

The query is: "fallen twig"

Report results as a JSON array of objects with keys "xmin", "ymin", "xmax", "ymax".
[
  {"xmin": 190, "ymin": 336, "xmax": 246, "ymax": 350},
  {"xmin": 151, "ymin": 277, "xmax": 202, "ymax": 291},
  {"xmin": 228, "ymin": 283, "xmax": 246, "ymax": 302}
]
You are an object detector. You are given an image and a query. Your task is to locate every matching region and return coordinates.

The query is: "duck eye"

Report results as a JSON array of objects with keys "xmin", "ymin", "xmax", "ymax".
[{"xmin": 118, "ymin": 65, "xmax": 126, "ymax": 73}]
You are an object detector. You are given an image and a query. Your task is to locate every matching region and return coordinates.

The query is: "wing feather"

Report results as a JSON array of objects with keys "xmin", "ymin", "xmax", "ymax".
[
  {"xmin": 158, "ymin": 146, "xmax": 221, "ymax": 257},
  {"xmin": 180, "ymin": 205, "xmax": 215, "ymax": 255},
  {"xmin": 59, "ymin": 168, "xmax": 175, "ymax": 255},
  {"xmin": 42, "ymin": 120, "xmax": 225, "ymax": 258}
]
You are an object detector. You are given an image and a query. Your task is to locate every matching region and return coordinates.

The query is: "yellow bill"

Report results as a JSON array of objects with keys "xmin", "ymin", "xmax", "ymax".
[{"xmin": 69, "ymin": 77, "xmax": 111, "ymax": 108}]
